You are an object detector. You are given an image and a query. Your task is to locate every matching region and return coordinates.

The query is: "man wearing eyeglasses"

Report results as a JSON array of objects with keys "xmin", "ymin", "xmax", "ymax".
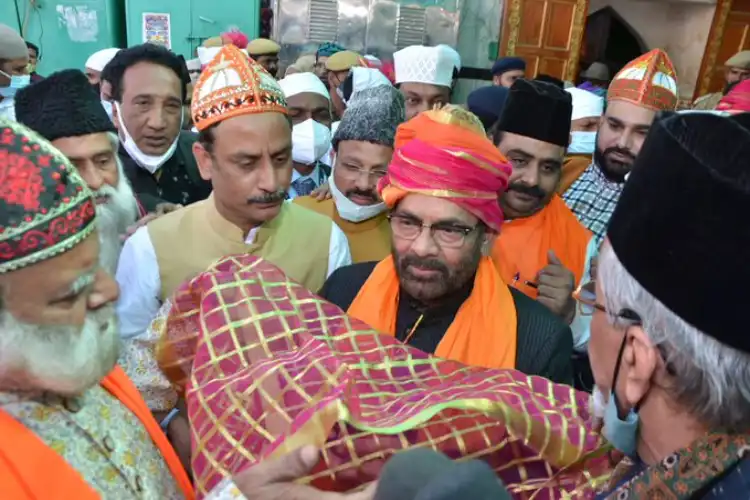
[
  {"xmin": 320, "ymin": 105, "xmax": 573, "ymax": 384},
  {"xmin": 296, "ymin": 85, "xmax": 405, "ymax": 264}
]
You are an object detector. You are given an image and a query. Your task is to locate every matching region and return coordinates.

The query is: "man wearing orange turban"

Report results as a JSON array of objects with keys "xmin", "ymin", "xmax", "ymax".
[{"xmin": 320, "ymin": 106, "xmax": 573, "ymax": 383}]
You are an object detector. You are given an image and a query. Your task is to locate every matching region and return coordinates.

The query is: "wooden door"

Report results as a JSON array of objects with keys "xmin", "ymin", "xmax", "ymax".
[
  {"xmin": 694, "ymin": 0, "xmax": 750, "ymax": 99},
  {"xmin": 499, "ymin": 0, "xmax": 590, "ymax": 81}
]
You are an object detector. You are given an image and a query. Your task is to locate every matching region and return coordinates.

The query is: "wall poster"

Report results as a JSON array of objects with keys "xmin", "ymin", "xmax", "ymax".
[{"xmin": 143, "ymin": 13, "xmax": 171, "ymax": 49}]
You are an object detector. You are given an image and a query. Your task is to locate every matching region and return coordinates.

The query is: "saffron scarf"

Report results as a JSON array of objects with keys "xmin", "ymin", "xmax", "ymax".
[
  {"xmin": 492, "ymin": 195, "xmax": 592, "ymax": 299},
  {"xmin": 347, "ymin": 255, "xmax": 518, "ymax": 369},
  {"xmin": 0, "ymin": 366, "xmax": 194, "ymax": 500}
]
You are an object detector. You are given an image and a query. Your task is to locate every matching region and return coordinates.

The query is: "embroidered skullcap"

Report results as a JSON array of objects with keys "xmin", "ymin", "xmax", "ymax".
[
  {"xmin": 317, "ymin": 42, "xmax": 346, "ymax": 58},
  {"xmin": 437, "ymin": 44, "xmax": 462, "ymax": 72},
  {"xmin": 325, "ymin": 50, "xmax": 363, "ymax": 72},
  {"xmin": 278, "ymin": 72, "xmax": 330, "ymax": 100},
  {"xmin": 725, "ymin": 50, "xmax": 750, "ymax": 69},
  {"xmin": 333, "ymin": 85, "xmax": 405, "ymax": 149},
  {"xmin": 0, "ymin": 118, "xmax": 96, "ymax": 274},
  {"xmin": 192, "ymin": 45, "xmax": 287, "ymax": 132},
  {"xmin": 85, "ymin": 48, "xmax": 120, "ymax": 72},
  {"xmin": 491, "ymin": 57, "xmax": 525, "ymax": 77},
  {"xmin": 0, "ymin": 23, "xmax": 27, "ymax": 60},
  {"xmin": 394, "ymin": 46, "xmax": 454, "ymax": 88},
  {"xmin": 566, "ymin": 87, "xmax": 604, "ymax": 121},
  {"xmin": 247, "ymin": 38, "xmax": 281, "ymax": 56},
  {"xmin": 15, "ymin": 69, "xmax": 115, "ymax": 142},
  {"xmin": 608, "ymin": 49, "xmax": 678, "ymax": 111},
  {"xmin": 608, "ymin": 111, "xmax": 750, "ymax": 353}
]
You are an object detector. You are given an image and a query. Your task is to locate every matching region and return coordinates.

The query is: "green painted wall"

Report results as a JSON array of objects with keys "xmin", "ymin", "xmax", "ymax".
[
  {"xmin": 125, "ymin": 0, "xmax": 260, "ymax": 58},
  {"xmin": 1, "ymin": 0, "xmax": 125, "ymax": 75}
]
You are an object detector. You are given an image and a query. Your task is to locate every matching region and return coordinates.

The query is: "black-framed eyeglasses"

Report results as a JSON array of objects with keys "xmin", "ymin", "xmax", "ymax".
[{"xmin": 387, "ymin": 214, "xmax": 479, "ymax": 249}]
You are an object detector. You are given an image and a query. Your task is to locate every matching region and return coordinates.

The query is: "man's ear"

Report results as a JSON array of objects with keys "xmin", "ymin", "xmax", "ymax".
[
  {"xmin": 622, "ymin": 326, "xmax": 658, "ymax": 409},
  {"xmin": 192, "ymin": 141, "xmax": 213, "ymax": 181}
]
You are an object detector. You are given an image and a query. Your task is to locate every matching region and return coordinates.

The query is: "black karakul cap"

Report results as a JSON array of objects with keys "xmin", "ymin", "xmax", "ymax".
[
  {"xmin": 14, "ymin": 69, "xmax": 115, "ymax": 142},
  {"xmin": 608, "ymin": 111, "xmax": 750, "ymax": 354},
  {"xmin": 497, "ymin": 79, "xmax": 572, "ymax": 147}
]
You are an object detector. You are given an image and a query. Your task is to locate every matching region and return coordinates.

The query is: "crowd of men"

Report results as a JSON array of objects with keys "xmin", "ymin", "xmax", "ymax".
[{"xmin": 1, "ymin": 18, "xmax": 750, "ymax": 499}]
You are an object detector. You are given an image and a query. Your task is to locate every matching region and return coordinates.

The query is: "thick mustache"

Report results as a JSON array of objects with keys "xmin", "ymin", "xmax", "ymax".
[
  {"xmin": 508, "ymin": 183, "xmax": 545, "ymax": 199},
  {"xmin": 399, "ymin": 255, "xmax": 449, "ymax": 279},
  {"xmin": 345, "ymin": 189, "xmax": 378, "ymax": 202},
  {"xmin": 247, "ymin": 190, "xmax": 287, "ymax": 204},
  {"xmin": 603, "ymin": 147, "xmax": 635, "ymax": 162}
]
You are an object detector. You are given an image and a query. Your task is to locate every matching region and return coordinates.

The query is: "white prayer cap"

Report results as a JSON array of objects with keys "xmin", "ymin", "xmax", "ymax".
[
  {"xmin": 278, "ymin": 72, "xmax": 330, "ymax": 100},
  {"xmin": 566, "ymin": 87, "xmax": 604, "ymax": 121},
  {"xmin": 85, "ymin": 48, "xmax": 120, "ymax": 72},
  {"xmin": 197, "ymin": 46, "xmax": 248, "ymax": 66},
  {"xmin": 186, "ymin": 58, "xmax": 201, "ymax": 71},
  {"xmin": 437, "ymin": 44, "xmax": 461, "ymax": 72},
  {"xmin": 350, "ymin": 67, "xmax": 390, "ymax": 94},
  {"xmin": 394, "ymin": 45, "xmax": 454, "ymax": 88}
]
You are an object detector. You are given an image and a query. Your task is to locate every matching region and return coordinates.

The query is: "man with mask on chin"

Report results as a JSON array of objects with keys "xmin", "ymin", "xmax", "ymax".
[
  {"xmin": 0, "ymin": 24, "xmax": 30, "ymax": 121},
  {"xmin": 295, "ymin": 84, "xmax": 405, "ymax": 264},
  {"xmin": 558, "ymin": 87, "xmax": 603, "ymax": 194},
  {"xmin": 563, "ymin": 49, "xmax": 678, "ymax": 245},
  {"xmin": 278, "ymin": 72, "xmax": 333, "ymax": 199},
  {"xmin": 586, "ymin": 111, "xmax": 750, "ymax": 498},
  {"xmin": 14, "ymin": 69, "xmax": 141, "ymax": 275},
  {"xmin": 116, "ymin": 45, "xmax": 351, "ymax": 341},
  {"xmin": 321, "ymin": 105, "xmax": 573, "ymax": 383},
  {"xmin": 107, "ymin": 43, "xmax": 211, "ymax": 213}
]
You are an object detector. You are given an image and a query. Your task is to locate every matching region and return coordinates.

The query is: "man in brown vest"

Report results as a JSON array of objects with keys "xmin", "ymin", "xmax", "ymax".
[
  {"xmin": 115, "ymin": 45, "xmax": 352, "ymax": 342},
  {"xmin": 295, "ymin": 84, "xmax": 405, "ymax": 263}
]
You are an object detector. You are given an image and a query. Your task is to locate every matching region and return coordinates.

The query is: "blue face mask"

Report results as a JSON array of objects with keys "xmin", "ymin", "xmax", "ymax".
[
  {"xmin": 603, "ymin": 391, "xmax": 640, "ymax": 456},
  {"xmin": 568, "ymin": 131, "xmax": 596, "ymax": 154},
  {"xmin": 0, "ymin": 72, "xmax": 30, "ymax": 98},
  {"xmin": 101, "ymin": 100, "xmax": 114, "ymax": 121}
]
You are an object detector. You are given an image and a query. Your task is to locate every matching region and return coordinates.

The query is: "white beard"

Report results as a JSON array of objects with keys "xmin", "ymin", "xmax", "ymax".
[
  {"xmin": 95, "ymin": 157, "xmax": 139, "ymax": 275},
  {"xmin": 0, "ymin": 305, "xmax": 120, "ymax": 396}
]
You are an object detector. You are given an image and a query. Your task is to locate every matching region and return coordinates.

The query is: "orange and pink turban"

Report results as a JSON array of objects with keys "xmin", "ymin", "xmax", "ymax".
[{"xmin": 378, "ymin": 106, "xmax": 512, "ymax": 232}]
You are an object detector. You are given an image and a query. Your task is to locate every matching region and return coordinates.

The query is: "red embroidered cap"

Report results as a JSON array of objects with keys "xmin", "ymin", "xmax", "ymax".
[{"xmin": 0, "ymin": 118, "xmax": 96, "ymax": 274}]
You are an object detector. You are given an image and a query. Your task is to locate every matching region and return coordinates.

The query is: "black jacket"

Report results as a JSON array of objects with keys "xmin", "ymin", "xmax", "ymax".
[
  {"xmin": 320, "ymin": 261, "xmax": 574, "ymax": 385},
  {"xmin": 119, "ymin": 131, "xmax": 212, "ymax": 212}
]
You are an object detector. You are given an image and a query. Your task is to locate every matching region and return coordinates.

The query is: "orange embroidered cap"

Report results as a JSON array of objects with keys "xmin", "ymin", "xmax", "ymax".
[
  {"xmin": 607, "ymin": 49, "xmax": 678, "ymax": 111},
  {"xmin": 191, "ymin": 44, "xmax": 287, "ymax": 132}
]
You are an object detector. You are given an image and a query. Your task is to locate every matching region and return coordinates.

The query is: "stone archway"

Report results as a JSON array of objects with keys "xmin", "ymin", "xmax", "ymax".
[{"xmin": 583, "ymin": 6, "xmax": 648, "ymax": 80}]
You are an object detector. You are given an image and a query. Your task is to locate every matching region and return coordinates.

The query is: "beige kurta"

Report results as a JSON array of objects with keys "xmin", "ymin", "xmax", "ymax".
[
  {"xmin": 294, "ymin": 196, "xmax": 391, "ymax": 263},
  {"xmin": 693, "ymin": 92, "xmax": 722, "ymax": 110},
  {"xmin": 148, "ymin": 196, "xmax": 332, "ymax": 300}
]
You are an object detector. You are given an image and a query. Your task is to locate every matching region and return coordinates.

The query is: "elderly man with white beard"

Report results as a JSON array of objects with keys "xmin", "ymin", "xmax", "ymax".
[{"xmin": 14, "ymin": 69, "xmax": 140, "ymax": 275}]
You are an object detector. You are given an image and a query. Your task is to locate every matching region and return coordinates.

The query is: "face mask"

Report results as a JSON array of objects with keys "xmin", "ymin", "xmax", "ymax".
[
  {"xmin": 0, "ymin": 71, "xmax": 30, "ymax": 98},
  {"xmin": 114, "ymin": 102, "xmax": 181, "ymax": 174},
  {"xmin": 330, "ymin": 172, "xmax": 387, "ymax": 223},
  {"xmin": 568, "ymin": 131, "xmax": 596, "ymax": 154},
  {"xmin": 101, "ymin": 100, "xmax": 114, "ymax": 121},
  {"xmin": 292, "ymin": 119, "xmax": 331, "ymax": 165},
  {"xmin": 601, "ymin": 334, "xmax": 641, "ymax": 456}
]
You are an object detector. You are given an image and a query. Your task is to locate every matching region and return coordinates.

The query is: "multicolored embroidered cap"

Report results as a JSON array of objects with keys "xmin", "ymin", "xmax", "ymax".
[
  {"xmin": 607, "ymin": 49, "xmax": 678, "ymax": 111},
  {"xmin": 0, "ymin": 118, "xmax": 96, "ymax": 274},
  {"xmin": 191, "ymin": 44, "xmax": 287, "ymax": 132}
]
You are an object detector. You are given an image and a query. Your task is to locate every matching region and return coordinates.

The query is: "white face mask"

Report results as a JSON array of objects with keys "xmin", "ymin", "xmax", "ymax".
[
  {"xmin": 114, "ymin": 101, "xmax": 182, "ymax": 174},
  {"xmin": 292, "ymin": 119, "xmax": 332, "ymax": 165},
  {"xmin": 568, "ymin": 131, "xmax": 597, "ymax": 155},
  {"xmin": 101, "ymin": 100, "xmax": 114, "ymax": 121},
  {"xmin": 329, "ymin": 171, "xmax": 387, "ymax": 223},
  {"xmin": 0, "ymin": 71, "xmax": 30, "ymax": 98}
]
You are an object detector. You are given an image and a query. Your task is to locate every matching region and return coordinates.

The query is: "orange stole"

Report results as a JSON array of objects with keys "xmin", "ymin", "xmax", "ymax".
[
  {"xmin": 493, "ymin": 195, "xmax": 592, "ymax": 299},
  {"xmin": 0, "ymin": 366, "xmax": 194, "ymax": 500},
  {"xmin": 347, "ymin": 256, "xmax": 517, "ymax": 369},
  {"xmin": 558, "ymin": 155, "xmax": 592, "ymax": 195}
]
